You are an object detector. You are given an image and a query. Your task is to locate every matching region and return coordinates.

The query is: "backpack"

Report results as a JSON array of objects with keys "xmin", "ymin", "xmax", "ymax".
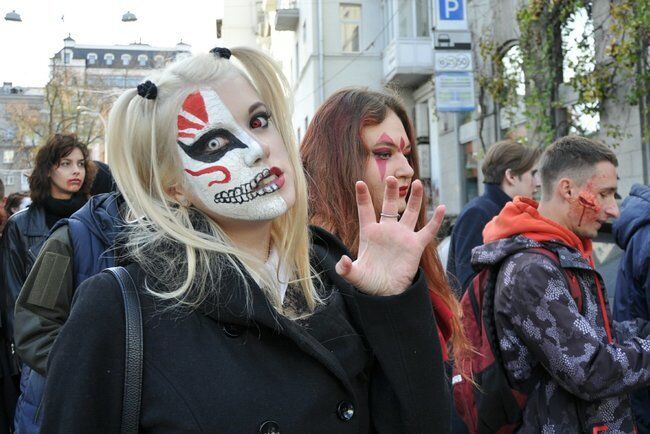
[{"xmin": 452, "ymin": 247, "xmax": 583, "ymax": 434}]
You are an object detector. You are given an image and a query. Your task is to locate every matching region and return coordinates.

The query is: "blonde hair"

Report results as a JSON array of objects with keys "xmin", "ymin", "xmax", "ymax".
[{"xmin": 107, "ymin": 48, "xmax": 320, "ymax": 316}]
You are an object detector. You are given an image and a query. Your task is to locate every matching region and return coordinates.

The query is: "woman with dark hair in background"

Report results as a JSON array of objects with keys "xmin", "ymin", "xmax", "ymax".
[
  {"xmin": 301, "ymin": 87, "xmax": 468, "ymax": 373},
  {"xmin": 0, "ymin": 133, "xmax": 95, "ymax": 434}
]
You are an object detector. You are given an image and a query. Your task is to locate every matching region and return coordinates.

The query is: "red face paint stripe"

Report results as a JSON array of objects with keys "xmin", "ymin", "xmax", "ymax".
[
  {"xmin": 208, "ymin": 175, "xmax": 231, "ymax": 186},
  {"xmin": 177, "ymin": 116, "xmax": 205, "ymax": 132},
  {"xmin": 185, "ymin": 165, "xmax": 229, "ymax": 177},
  {"xmin": 376, "ymin": 159, "xmax": 387, "ymax": 180},
  {"xmin": 178, "ymin": 132, "xmax": 195, "ymax": 138},
  {"xmin": 377, "ymin": 132, "xmax": 395, "ymax": 145},
  {"xmin": 182, "ymin": 92, "xmax": 209, "ymax": 124}
]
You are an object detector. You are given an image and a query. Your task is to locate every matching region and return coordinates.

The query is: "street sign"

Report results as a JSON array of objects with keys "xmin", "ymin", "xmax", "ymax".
[
  {"xmin": 434, "ymin": 51, "xmax": 473, "ymax": 72},
  {"xmin": 435, "ymin": 72, "xmax": 475, "ymax": 112},
  {"xmin": 433, "ymin": 31, "xmax": 471, "ymax": 50},
  {"xmin": 434, "ymin": 0, "xmax": 468, "ymax": 31}
]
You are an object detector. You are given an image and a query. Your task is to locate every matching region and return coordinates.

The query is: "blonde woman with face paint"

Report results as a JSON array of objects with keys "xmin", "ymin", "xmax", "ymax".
[{"xmin": 40, "ymin": 48, "xmax": 450, "ymax": 433}]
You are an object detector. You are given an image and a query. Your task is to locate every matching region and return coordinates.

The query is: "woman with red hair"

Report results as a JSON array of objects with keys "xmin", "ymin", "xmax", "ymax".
[{"xmin": 301, "ymin": 87, "xmax": 468, "ymax": 366}]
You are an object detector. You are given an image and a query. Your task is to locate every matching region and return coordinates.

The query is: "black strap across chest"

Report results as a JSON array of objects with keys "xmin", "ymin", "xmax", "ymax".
[{"xmin": 105, "ymin": 266, "xmax": 143, "ymax": 434}]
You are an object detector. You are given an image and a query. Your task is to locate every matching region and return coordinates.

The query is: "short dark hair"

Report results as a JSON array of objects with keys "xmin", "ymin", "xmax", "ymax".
[
  {"xmin": 540, "ymin": 135, "xmax": 618, "ymax": 197},
  {"xmin": 0, "ymin": 178, "xmax": 4, "ymax": 199},
  {"xmin": 4, "ymin": 191, "xmax": 28, "ymax": 216},
  {"xmin": 29, "ymin": 133, "xmax": 96, "ymax": 205},
  {"xmin": 482, "ymin": 139, "xmax": 541, "ymax": 184}
]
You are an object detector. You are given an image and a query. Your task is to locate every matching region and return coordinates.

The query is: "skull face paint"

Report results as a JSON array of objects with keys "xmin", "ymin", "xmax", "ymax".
[{"xmin": 177, "ymin": 89, "xmax": 288, "ymax": 221}]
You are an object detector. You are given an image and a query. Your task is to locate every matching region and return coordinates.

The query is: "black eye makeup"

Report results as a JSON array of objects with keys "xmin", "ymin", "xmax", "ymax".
[{"xmin": 177, "ymin": 128, "xmax": 248, "ymax": 163}]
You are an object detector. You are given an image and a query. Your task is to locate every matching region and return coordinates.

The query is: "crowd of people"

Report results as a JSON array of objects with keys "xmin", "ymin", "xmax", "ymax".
[{"xmin": 0, "ymin": 46, "xmax": 648, "ymax": 434}]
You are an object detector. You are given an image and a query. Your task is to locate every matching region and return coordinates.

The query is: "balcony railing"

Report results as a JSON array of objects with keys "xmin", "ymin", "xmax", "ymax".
[{"xmin": 382, "ymin": 38, "xmax": 434, "ymax": 87}]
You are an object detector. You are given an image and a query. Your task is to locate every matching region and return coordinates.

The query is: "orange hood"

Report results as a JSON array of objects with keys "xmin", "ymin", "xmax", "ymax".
[{"xmin": 482, "ymin": 197, "xmax": 593, "ymax": 262}]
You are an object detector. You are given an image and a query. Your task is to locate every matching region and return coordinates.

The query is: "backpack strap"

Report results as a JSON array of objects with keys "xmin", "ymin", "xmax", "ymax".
[
  {"xmin": 526, "ymin": 247, "xmax": 583, "ymax": 314},
  {"xmin": 105, "ymin": 267, "xmax": 143, "ymax": 434}
]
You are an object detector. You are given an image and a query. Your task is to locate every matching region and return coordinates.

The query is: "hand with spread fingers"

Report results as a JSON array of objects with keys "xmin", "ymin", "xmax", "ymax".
[{"xmin": 335, "ymin": 176, "xmax": 445, "ymax": 296}]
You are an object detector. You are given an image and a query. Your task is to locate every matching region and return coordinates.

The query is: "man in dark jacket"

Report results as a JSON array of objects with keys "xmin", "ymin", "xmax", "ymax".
[
  {"xmin": 472, "ymin": 136, "xmax": 650, "ymax": 433},
  {"xmin": 613, "ymin": 183, "xmax": 650, "ymax": 433},
  {"xmin": 447, "ymin": 140, "xmax": 541, "ymax": 295}
]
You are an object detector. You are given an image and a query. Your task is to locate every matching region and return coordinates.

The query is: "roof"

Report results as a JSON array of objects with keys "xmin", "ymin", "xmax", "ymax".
[{"xmin": 52, "ymin": 42, "xmax": 192, "ymax": 69}]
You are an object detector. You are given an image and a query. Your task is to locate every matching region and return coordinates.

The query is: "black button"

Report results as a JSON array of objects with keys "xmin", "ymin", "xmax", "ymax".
[
  {"xmin": 258, "ymin": 420, "xmax": 280, "ymax": 434},
  {"xmin": 337, "ymin": 400, "xmax": 355, "ymax": 421},
  {"xmin": 222, "ymin": 324, "xmax": 242, "ymax": 338}
]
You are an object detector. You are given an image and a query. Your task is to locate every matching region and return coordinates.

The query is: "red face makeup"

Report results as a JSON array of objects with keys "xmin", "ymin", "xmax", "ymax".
[
  {"xmin": 361, "ymin": 111, "xmax": 415, "ymax": 215},
  {"xmin": 566, "ymin": 162, "xmax": 619, "ymax": 239}
]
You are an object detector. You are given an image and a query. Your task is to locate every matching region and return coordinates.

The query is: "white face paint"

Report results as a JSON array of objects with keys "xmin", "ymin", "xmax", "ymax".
[{"xmin": 177, "ymin": 89, "xmax": 288, "ymax": 221}]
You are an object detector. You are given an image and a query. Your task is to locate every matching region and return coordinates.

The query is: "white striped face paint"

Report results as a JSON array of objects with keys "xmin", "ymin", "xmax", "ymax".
[{"xmin": 176, "ymin": 88, "xmax": 288, "ymax": 221}]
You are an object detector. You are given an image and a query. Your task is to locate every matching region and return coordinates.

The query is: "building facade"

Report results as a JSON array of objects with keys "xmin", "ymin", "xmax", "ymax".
[
  {"xmin": 0, "ymin": 82, "xmax": 44, "ymax": 195},
  {"xmin": 49, "ymin": 36, "xmax": 192, "ymax": 160},
  {"xmin": 222, "ymin": 0, "xmax": 648, "ymax": 216}
]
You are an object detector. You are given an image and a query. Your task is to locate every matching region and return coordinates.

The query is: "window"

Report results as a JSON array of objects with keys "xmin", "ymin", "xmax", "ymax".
[
  {"xmin": 87, "ymin": 53, "xmax": 97, "ymax": 65},
  {"xmin": 121, "ymin": 54, "xmax": 132, "ymax": 66},
  {"xmin": 398, "ymin": 0, "xmax": 429, "ymax": 38},
  {"xmin": 340, "ymin": 4, "xmax": 361, "ymax": 52},
  {"xmin": 154, "ymin": 55, "xmax": 165, "ymax": 68},
  {"xmin": 104, "ymin": 53, "xmax": 115, "ymax": 66},
  {"xmin": 5, "ymin": 174, "xmax": 15, "ymax": 186},
  {"xmin": 562, "ymin": 7, "xmax": 599, "ymax": 135},
  {"xmin": 3, "ymin": 150, "xmax": 14, "ymax": 164},
  {"xmin": 499, "ymin": 44, "xmax": 526, "ymax": 133},
  {"xmin": 398, "ymin": 0, "xmax": 413, "ymax": 37},
  {"xmin": 137, "ymin": 54, "xmax": 148, "ymax": 67},
  {"xmin": 294, "ymin": 42, "xmax": 300, "ymax": 81},
  {"xmin": 63, "ymin": 50, "xmax": 73, "ymax": 64}
]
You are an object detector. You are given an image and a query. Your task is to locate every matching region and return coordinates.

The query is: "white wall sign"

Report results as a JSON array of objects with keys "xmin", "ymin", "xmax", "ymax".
[
  {"xmin": 434, "ymin": 0, "xmax": 468, "ymax": 31},
  {"xmin": 434, "ymin": 51, "xmax": 473, "ymax": 72},
  {"xmin": 435, "ymin": 72, "xmax": 475, "ymax": 112}
]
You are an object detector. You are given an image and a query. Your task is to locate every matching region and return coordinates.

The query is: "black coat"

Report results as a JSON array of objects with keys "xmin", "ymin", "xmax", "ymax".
[
  {"xmin": 446, "ymin": 184, "xmax": 511, "ymax": 295},
  {"xmin": 42, "ymin": 227, "xmax": 450, "ymax": 434}
]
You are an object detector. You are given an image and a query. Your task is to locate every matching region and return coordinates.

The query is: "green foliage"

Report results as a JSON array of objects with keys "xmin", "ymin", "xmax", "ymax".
[{"xmin": 476, "ymin": 0, "xmax": 650, "ymax": 146}]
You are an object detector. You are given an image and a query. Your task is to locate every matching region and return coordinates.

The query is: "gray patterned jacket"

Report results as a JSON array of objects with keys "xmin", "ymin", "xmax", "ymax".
[{"xmin": 472, "ymin": 235, "xmax": 650, "ymax": 434}]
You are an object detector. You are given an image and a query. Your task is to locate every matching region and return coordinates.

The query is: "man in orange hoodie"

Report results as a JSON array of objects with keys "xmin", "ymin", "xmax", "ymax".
[{"xmin": 472, "ymin": 136, "xmax": 650, "ymax": 433}]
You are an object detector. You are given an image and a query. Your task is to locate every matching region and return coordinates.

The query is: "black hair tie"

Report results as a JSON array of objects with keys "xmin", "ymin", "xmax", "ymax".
[
  {"xmin": 210, "ymin": 47, "xmax": 231, "ymax": 59},
  {"xmin": 137, "ymin": 80, "xmax": 158, "ymax": 100}
]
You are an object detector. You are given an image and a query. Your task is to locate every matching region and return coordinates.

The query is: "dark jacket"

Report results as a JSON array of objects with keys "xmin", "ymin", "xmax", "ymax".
[
  {"xmin": 12, "ymin": 192, "xmax": 122, "ymax": 434},
  {"xmin": 473, "ymin": 234, "xmax": 650, "ymax": 433},
  {"xmin": 0, "ymin": 206, "xmax": 49, "ymax": 344},
  {"xmin": 613, "ymin": 184, "xmax": 650, "ymax": 432},
  {"xmin": 15, "ymin": 192, "xmax": 122, "ymax": 375},
  {"xmin": 447, "ymin": 184, "xmax": 511, "ymax": 295},
  {"xmin": 42, "ymin": 227, "xmax": 450, "ymax": 434}
]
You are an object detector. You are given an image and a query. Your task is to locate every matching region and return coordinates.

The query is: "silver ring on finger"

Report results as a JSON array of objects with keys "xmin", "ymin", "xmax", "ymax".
[{"xmin": 380, "ymin": 212, "xmax": 400, "ymax": 219}]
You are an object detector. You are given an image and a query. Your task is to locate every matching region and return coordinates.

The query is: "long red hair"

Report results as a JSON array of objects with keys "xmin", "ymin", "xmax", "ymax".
[{"xmin": 301, "ymin": 87, "xmax": 469, "ymax": 361}]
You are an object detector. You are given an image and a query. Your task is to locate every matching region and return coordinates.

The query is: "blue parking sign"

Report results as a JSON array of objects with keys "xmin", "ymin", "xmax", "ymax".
[
  {"xmin": 439, "ymin": 0, "xmax": 464, "ymax": 20},
  {"xmin": 436, "ymin": 0, "xmax": 467, "ymax": 30}
]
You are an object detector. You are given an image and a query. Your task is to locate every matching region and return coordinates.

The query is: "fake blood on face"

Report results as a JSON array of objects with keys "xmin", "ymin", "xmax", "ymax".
[{"xmin": 575, "ymin": 190, "xmax": 601, "ymax": 227}]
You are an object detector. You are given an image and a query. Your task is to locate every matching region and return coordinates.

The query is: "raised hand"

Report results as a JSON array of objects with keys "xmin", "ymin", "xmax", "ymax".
[{"xmin": 335, "ymin": 176, "xmax": 445, "ymax": 296}]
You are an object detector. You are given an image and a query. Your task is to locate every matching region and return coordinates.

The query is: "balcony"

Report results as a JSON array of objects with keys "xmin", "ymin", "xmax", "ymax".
[
  {"xmin": 382, "ymin": 38, "xmax": 434, "ymax": 87},
  {"xmin": 275, "ymin": 8, "xmax": 299, "ymax": 31}
]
